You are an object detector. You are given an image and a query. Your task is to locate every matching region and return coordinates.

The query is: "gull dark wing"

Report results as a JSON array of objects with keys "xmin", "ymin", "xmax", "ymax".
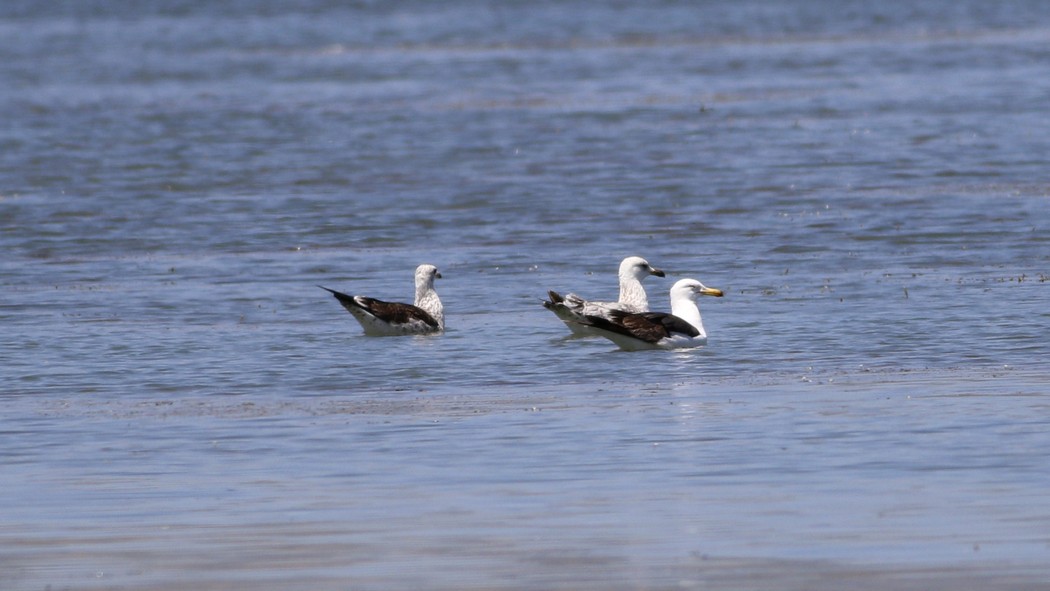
[
  {"xmin": 318, "ymin": 286, "xmax": 439, "ymax": 328},
  {"xmin": 616, "ymin": 312, "xmax": 672, "ymax": 343},
  {"xmin": 637, "ymin": 312, "xmax": 700, "ymax": 338},
  {"xmin": 587, "ymin": 310, "xmax": 699, "ymax": 343},
  {"xmin": 356, "ymin": 297, "xmax": 440, "ymax": 328},
  {"xmin": 580, "ymin": 310, "xmax": 663, "ymax": 344}
]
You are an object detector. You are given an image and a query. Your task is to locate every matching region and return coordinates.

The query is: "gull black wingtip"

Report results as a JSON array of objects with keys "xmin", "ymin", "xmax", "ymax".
[
  {"xmin": 318, "ymin": 285, "xmax": 356, "ymax": 306},
  {"xmin": 542, "ymin": 290, "xmax": 564, "ymax": 310},
  {"xmin": 317, "ymin": 285, "xmax": 345, "ymax": 297}
]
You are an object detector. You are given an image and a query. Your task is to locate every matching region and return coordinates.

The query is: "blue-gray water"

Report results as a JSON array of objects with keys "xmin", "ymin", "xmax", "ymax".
[{"xmin": 2, "ymin": 1, "xmax": 1050, "ymax": 589}]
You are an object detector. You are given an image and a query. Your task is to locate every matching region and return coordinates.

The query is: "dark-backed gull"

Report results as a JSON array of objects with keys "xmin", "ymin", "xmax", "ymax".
[
  {"xmin": 543, "ymin": 256, "xmax": 665, "ymax": 337},
  {"xmin": 319, "ymin": 264, "xmax": 443, "ymax": 336},
  {"xmin": 577, "ymin": 278, "xmax": 723, "ymax": 350}
]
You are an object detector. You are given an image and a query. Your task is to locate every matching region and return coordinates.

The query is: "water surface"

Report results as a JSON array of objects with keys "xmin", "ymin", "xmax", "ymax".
[{"xmin": 2, "ymin": 1, "xmax": 1050, "ymax": 589}]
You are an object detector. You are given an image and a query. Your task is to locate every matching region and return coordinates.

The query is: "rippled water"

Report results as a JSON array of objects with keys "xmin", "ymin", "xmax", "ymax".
[{"xmin": 3, "ymin": 1, "xmax": 1050, "ymax": 589}]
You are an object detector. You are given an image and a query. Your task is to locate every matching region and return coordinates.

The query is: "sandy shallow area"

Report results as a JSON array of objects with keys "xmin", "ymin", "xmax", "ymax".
[
  {"xmin": 4, "ymin": 534, "xmax": 1049, "ymax": 591},
  {"xmin": 5, "ymin": 372, "xmax": 1050, "ymax": 591}
]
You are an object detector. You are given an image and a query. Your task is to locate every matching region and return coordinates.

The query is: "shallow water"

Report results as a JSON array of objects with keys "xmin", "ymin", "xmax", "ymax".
[{"xmin": 2, "ymin": 1, "xmax": 1050, "ymax": 589}]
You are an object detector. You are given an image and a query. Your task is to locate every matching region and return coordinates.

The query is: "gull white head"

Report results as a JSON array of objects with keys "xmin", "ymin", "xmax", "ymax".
[
  {"xmin": 619, "ymin": 256, "xmax": 665, "ymax": 281},
  {"xmin": 415, "ymin": 263, "xmax": 441, "ymax": 290},
  {"xmin": 669, "ymin": 278, "xmax": 723, "ymax": 339},
  {"xmin": 670, "ymin": 278, "xmax": 723, "ymax": 302}
]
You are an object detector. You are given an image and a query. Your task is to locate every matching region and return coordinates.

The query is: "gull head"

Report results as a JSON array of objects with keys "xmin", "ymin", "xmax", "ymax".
[
  {"xmin": 671, "ymin": 278, "xmax": 723, "ymax": 301},
  {"xmin": 620, "ymin": 256, "xmax": 665, "ymax": 280},
  {"xmin": 415, "ymin": 263, "xmax": 442, "ymax": 288}
]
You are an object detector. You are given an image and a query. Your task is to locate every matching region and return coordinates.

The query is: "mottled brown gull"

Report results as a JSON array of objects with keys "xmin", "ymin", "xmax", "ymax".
[
  {"xmin": 543, "ymin": 256, "xmax": 665, "ymax": 338},
  {"xmin": 320, "ymin": 264, "xmax": 443, "ymax": 336}
]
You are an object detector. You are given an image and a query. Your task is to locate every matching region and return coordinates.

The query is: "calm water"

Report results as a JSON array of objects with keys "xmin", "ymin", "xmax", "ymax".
[{"xmin": 3, "ymin": 1, "xmax": 1050, "ymax": 589}]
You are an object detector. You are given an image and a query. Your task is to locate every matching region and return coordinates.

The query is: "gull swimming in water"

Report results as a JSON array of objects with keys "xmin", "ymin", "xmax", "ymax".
[
  {"xmin": 543, "ymin": 256, "xmax": 665, "ymax": 337},
  {"xmin": 576, "ymin": 278, "xmax": 723, "ymax": 350},
  {"xmin": 319, "ymin": 264, "xmax": 443, "ymax": 336}
]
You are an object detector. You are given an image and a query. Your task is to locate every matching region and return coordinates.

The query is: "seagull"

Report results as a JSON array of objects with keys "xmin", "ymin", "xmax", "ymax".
[
  {"xmin": 543, "ymin": 256, "xmax": 665, "ymax": 337},
  {"xmin": 319, "ymin": 264, "xmax": 444, "ymax": 336},
  {"xmin": 576, "ymin": 278, "xmax": 723, "ymax": 350}
]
